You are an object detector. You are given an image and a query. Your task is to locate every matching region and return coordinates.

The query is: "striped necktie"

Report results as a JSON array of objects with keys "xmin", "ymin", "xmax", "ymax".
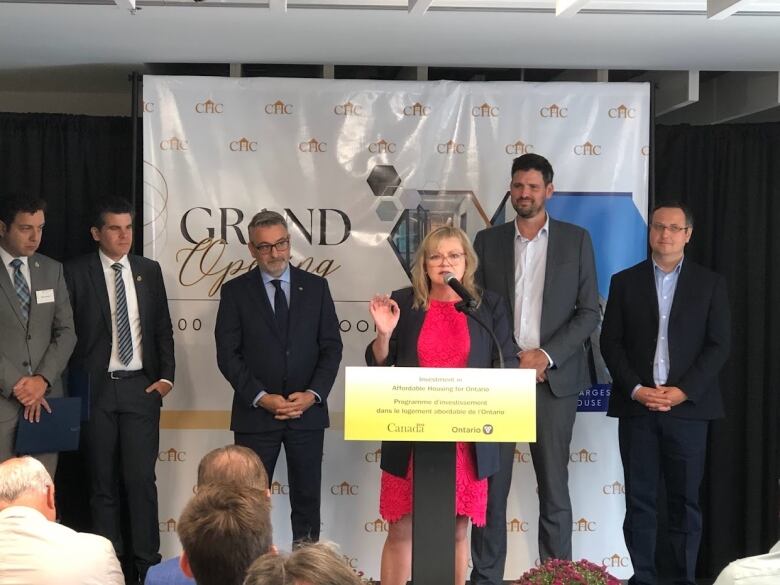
[
  {"xmin": 10, "ymin": 259, "xmax": 30, "ymax": 323},
  {"xmin": 112, "ymin": 263, "xmax": 133, "ymax": 366}
]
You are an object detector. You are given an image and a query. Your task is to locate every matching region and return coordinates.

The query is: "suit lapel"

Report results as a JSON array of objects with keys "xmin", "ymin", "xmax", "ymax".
[
  {"xmin": 0, "ymin": 256, "xmax": 27, "ymax": 330},
  {"xmin": 287, "ymin": 267, "xmax": 302, "ymax": 341},
  {"xmin": 128, "ymin": 256, "xmax": 147, "ymax": 332},
  {"xmin": 500, "ymin": 222, "xmax": 516, "ymax": 310},
  {"xmin": 668, "ymin": 259, "xmax": 690, "ymax": 326},
  {"xmin": 641, "ymin": 260, "xmax": 660, "ymax": 326},
  {"xmin": 88, "ymin": 253, "xmax": 113, "ymax": 335}
]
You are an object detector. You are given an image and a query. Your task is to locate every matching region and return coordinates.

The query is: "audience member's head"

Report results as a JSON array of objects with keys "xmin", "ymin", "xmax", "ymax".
[
  {"xmin": 197, "ymin": 444, "xmax": 269, "ymax": 492},
  {"xmin": 0, "ymin": 193, "xmax": 47, "ymax": 258},
  {"xmin": 0, "ymin": 457, "xmax": 56, "ymax": 521},
  {"xmin": 178, "ymin": 484, "xmax": 274, "ymax": 585},
  {"xmin": 243, "ymin": 542, "xmax": 363, "ymax": 585}
]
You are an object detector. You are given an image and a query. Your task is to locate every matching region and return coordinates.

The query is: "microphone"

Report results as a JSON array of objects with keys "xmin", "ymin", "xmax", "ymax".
[{"xmin": 443, "ymin": 272, "xmax": 478, "ymax": 311}]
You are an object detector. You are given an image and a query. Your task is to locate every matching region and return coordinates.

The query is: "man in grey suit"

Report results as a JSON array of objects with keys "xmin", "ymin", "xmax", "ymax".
[
  {"xmin": 0, "ymin": 194, "xmax": 77, "ymax": 476},
  {"xmin": 470, "ymin": 154, "xmax": 600, "ymax": 583}
]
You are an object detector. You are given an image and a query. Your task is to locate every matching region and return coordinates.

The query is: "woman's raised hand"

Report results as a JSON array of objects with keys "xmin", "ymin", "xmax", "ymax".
[{"xmin": 368, "ymin": 294, "xmax": 400, "ymax": 337}]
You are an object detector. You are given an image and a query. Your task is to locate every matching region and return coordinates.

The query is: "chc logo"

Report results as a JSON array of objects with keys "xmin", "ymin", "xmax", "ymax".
[
  {"xmin": 570, "ymin": 448, "xmax": 598, "ymax": 463},
  {"xmin": 505, "ymin": 140, "xmax": 533, "ymax": 155},
  {"xmin": 265, "ymin": 100, "xmax": 293, "ymax": 115},
  {"xmin": 158, "ymin": 448, "xmax": 186, "ymax": 462},
  {"xmin": 573, "ymin": 141, "xmax": 602, "ymax": 156},
  {"xmin": 608, "ymin": 104, "xmax": 636, "ymax": 119},
  {"xmin": 299, "ymin": 138, "xmax": 327, "ymax": 153},
  {"xmin": 540, "ymin": 104, "xmax": 568, "ymax": 118},
  {"xmin": 437, "ymin": 140, "xmax": 465, "ymax": 154},
  {"xmin": 330, "ymin": 481, "xmax": 359, "ymax": 495},
  {"xmin": 195, "ymin": 99, "xmax": 223, "ymax": 114},
  {"xmin": 270, "ymin": 481, "xmax": 290, "ymax": 495},
  {"xmin": 364, "ymin": 518, "xmax": 389, "ymax": 532},
  {"xmin": 160, "ymin": 137, "xmax": 188, "ymax": 151},
  {"xmin": 229, "ymin": 137, "xmax": 258, "ymax": 152},
  {"xmin": 368, "ymin": 139, "xmax": 396, "ymax": 154},
  {"xmin": 334, "ymin": 101, "xmax": 363, "ymax": 116},
  {"xmin": 472, "ymin": 103, "xmax": 499, "ymax": 117},
  {"xmin": 403, "ymin": 102, "xmax": 430, "ymax": 116}
]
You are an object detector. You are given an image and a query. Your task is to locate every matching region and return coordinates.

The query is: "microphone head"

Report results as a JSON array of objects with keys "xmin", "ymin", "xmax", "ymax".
[{"xmin": 443, "ymin": 272, "xmax": 457, "ymax": 283}]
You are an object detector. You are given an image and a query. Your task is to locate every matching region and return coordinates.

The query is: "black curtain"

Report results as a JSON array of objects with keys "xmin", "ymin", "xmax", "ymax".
[
  {"xmin": 0, "ymin": 112, "xmax": 135, "ymax": 533},
  {"xmin": 0, "ymin": 113, "xmax": 135, "ymax": 262},
  {"xmin": 656, "ymin": 123, "xmax": 780, "ymax": 577}
]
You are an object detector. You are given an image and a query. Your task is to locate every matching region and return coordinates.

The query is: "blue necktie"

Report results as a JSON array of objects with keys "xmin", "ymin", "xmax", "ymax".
[
  {"xmin": 10, "ymin": 259, "xmax": 30, "ymax": 323},
  {"xmin": 112, "ymin": 263, "xmax": 133, "ymax": 366},
  {"xmin": 271, "ymin": 279, "xmax": 288, "ymax": 342}
]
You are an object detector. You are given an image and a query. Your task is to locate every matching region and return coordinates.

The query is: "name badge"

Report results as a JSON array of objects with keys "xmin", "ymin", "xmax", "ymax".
[{"xmin": 36, "ymin": 289, "xmax": 55, "ymax": 304}]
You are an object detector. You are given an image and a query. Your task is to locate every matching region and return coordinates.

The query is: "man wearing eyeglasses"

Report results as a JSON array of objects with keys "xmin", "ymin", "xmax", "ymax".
[
  {"xmin": 601, "ymin": 202, "xmax": 731, "ymax": 585},
  {"xmin": 215, "ymin": 209, "xmax": 342, "ymax": 546}
]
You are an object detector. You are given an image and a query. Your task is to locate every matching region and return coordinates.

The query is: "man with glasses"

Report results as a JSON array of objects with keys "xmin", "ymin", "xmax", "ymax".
[
  {"xmin": 215, "ymin": 209, "xmax": 342, "ymax": 546},
  {"xmin": 470, "ymin": 154, "xmax": 600, "ymax": 582},
  {"xmin": 601, "ymin": 202, "xmax": 731, "ymax": 585}
]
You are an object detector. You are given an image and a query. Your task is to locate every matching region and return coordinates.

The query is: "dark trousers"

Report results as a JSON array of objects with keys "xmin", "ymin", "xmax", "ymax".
[
  {"xmin": 86, "ymin": 372, "xmax": 162, "ymax": 580},
  {"xmin": 619, "ymin": 413, "xmax": 708, "ymax": 585},
  {"xmin": 471, "ymin": 382, "xmax": 578, "ymax": 585},
  {"xmin": 235, "ymin": 428, "xmax": 324, "ymax": 544}
]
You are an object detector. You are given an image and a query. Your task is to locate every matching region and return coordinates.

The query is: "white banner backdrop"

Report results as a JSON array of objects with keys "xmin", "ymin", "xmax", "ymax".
[{"xmin": 143, "ymin": 75, "xmax": 650, "ymax": 581}]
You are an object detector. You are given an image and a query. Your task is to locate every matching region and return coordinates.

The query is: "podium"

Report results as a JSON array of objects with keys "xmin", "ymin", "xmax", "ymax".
[{"xmin": 345, "ymin": 366, "xmax": 536, "ymax": 584}]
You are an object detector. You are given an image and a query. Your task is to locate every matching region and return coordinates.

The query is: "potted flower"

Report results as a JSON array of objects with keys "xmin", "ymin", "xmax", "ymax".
[{"xmin": 515, "ymin": 558, "xmax": 622, "ymax": 585}]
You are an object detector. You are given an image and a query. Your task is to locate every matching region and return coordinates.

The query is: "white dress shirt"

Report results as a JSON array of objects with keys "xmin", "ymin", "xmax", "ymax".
[
  {"xmin": 514, "ymin": 214, "xmax": 551, "ymax": 363},
  {"xmin": 0, "ymin": 505, "xmax": 124, "ymax": 585},
  {"xmin": 98, "ymin": 250, "xmax": 144, "ymax": 372}
]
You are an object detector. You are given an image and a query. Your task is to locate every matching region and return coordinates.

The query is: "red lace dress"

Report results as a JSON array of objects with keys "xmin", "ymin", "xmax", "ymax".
[{"xmin": 379, "ymin": 299, "xmax": 489, "ymax": 526}]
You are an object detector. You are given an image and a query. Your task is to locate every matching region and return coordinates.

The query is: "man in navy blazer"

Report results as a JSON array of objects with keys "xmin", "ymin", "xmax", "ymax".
[
  {"xmin": 65, "ymin": 198, "xmax": 175, "ymax": 583},
  {"xmin": 601, "ymin": 202, "xmax": 731, "ymax": 585},
  {"xmin": 215, "ymin": 209, "xmax": 342, "ymax": 545},
  {"xmin": 470, "ymin": 154, "xmax": 600, "ymax": 584}
]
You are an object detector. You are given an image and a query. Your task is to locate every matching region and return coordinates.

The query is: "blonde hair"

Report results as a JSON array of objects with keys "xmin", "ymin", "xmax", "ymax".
[
  {"xmin": 410, "ymin": 226, "xmax": 481, "ymax": 309},
  {"xmin": 243, "ymin": 542, "xmax": 362, "ymax": 585}
]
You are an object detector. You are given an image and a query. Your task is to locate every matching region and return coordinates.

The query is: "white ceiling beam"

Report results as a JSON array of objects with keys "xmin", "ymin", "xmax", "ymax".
[
  {"xmin": 114, "ymin": 0, "xmax": 136, "ymax": 13},
  {"xmin": 658, "ymin": 72, "xmax": 780, "ymax": 125},
  {"xmin": 556, "ymin": 0, "xmax": 589, "ymax": 17},
  {"xmin": 409, "ymin": 0, "xmax": 434, "ymax": 15},
  {"xmin": 269, "ymin": 0, "xmax": 287, "ymax": 12},
  {"xmin": 634, "ymin": 70, "xmax": 699, "ymax": 116},
  {"xmin": 707, "ymin": 0, "xmax": 749, "ymax": 20}
]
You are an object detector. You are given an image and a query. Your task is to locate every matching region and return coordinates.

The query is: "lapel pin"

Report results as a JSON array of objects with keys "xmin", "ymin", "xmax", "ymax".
[
  {"xmin": 137, "ymin": 276, "xmax": 142, "ymax": 282},
  {"xmin": 298, "ymin": 286, "xmax": 303, "ymax": 291},
  {"xmin": 34, "ymin": 262, "xmax": 40, "ymax": 268}
]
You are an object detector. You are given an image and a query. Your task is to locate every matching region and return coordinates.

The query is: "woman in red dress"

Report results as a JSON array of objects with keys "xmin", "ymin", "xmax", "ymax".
[{"xmin": 366, "ymin": 226, "xmax": 517, "ymax": 585}]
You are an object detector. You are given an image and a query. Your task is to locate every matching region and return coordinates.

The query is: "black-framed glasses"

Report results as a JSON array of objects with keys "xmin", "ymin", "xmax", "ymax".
[
  {"xmin": 252, "ymin": 238, "xmax": 290, "ymax": 255},
  {"xmin": 650, "ymin": 222, "xmax": 689, "ymax": 235}
]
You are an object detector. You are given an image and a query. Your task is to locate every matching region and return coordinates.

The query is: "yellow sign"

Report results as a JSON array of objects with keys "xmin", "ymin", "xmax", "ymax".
[{"xmin": 344, "ymin": 367, "xmax": 536, "ymax": 442}]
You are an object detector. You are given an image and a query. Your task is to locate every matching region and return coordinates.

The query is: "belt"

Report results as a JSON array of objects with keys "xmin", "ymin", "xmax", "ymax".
[{"xmin": 108, "ymin": 370, "xmax": 144, "ymax": 380}]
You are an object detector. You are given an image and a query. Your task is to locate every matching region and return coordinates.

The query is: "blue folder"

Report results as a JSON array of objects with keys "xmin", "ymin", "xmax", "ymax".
[{"xmin": 15, "ymin": 397, "xmax": 82, "ymax": 455}]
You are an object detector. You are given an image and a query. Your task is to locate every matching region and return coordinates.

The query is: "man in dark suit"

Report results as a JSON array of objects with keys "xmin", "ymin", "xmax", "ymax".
[
  {"xmin": 65, "ymin": 198, "xmax": 175, "ymax": 583},
  {"xmin": 601, "ymin": 202, "xmax": 730, "ymax": 585},
  {"xmin": 215, "ymin": 209, "xmax": 342, "ymax": 545},
  {"xmin": 0, "ymin": 194, "xmax": 76, "ymax": 476},
  {"xmin": 470, "ymin": 154, "xmax": 600, "ymax": 583}
]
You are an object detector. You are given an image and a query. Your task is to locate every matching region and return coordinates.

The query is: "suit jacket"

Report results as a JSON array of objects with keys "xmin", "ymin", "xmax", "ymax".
[
  {"xmin": 0, "ymin": 253, "xmax": 76, "ymax": 421},
  {"xmin": 0, "ymin": 505, "xmax": 124, "ymax": 585},
  {"xmin": 64, "ymin": 253, "xmax": 175, "ymax": 385},
  {"xmin": 601, "ymin": 258, "xmax": 731, "ymax": 420},
  {"xmin": 215, "ymin": 265, "xmax": 343, "ymax": 433},
  {"xmin": 364, "ymin": 287, "xmax": 519, "ymax": 479},
  {"xmin": 473, "ymin": 218, "xmax": 600, "ymax": 397}
]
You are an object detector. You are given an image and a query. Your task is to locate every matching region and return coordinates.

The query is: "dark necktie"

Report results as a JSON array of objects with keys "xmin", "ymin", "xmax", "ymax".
[
  {"xmin": 112, "ymin": 263, "xmax": 133, "ymax": 366},
  {"xmin": 271, "ymin": 279, "xmax": 288, "ymax": 341},
  {"xmin": 10, "ymin": 259, "xmax": 30, "ymax": 323}
]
